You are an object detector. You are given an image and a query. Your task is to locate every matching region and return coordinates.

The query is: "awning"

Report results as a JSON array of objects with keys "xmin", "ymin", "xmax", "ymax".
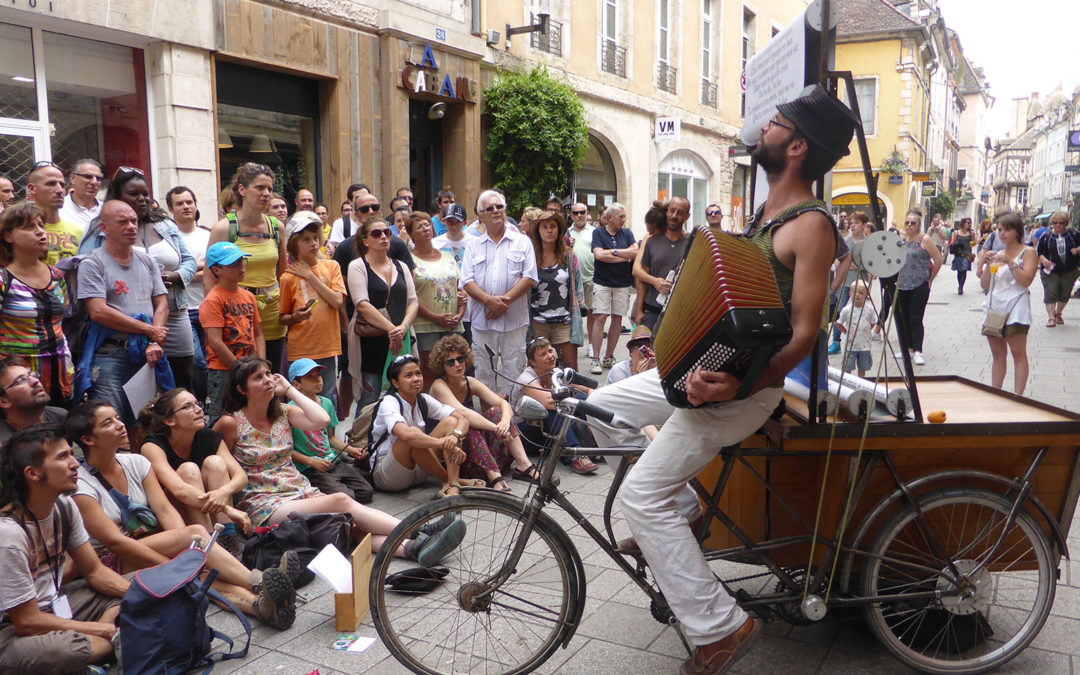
[{"xmin": 1035, "ymin": 213, "xmax": 1052, "ymax": 221}]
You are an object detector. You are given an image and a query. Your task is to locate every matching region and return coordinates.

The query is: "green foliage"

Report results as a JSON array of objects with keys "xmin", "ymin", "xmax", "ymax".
[
  {"xmin": 927, "ymin": 190, "xmax": 956, "ymax": 220},
  {"xmin": 881, "ymin": 150, "xmax": 907, "ymax": 176},
  {"xmin": 1073, "ymin": 194, "xmax": 1080, "ymax": 230},
  {"xmin": 483, "ymin": 66, "xmax": 589, "ymax": 216}
]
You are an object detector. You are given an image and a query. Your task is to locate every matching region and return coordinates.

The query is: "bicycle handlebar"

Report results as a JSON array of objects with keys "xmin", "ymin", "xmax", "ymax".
[
  {"xmin": 570, "ymin": 399, "xmax": 616, "ymax": 425},
  {"xmin": 562, "ymin": 368, "xmax": 599, "ymax": 389}
]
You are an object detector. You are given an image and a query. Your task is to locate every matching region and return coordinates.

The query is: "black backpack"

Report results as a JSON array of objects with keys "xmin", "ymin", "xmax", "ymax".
[{"xmin": 241, "ymin": 512, "xmax": 352, "ymax": 587}]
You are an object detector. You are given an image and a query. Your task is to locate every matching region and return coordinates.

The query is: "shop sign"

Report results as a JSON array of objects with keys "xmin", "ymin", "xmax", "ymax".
[
  {"xmin": 921, "ymin": 181, "xmax": 937, "ymax": 198},
  {"xmin": 12, "ymin": 0, "xmax": 55, "ymax": 11},
  {"xmin": 911, "ymin": 172, "xmax": 930, "ymax": 182},
  {"xmin": 888, "ymin": 175, "xmax": 903, "ymax": 184},
  {"xmin": 400, "ymin": 43, "xmax": 474, "ymax": 102},
  {"xmin": 655, "ymin": 117, "xmax": 680, "ymax": 143}
]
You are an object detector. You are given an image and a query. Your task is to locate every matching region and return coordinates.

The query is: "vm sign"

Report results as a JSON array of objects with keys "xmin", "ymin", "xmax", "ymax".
[{"xmin": 656, "ymin": 117, "xmax": 680, "ymax": 143}]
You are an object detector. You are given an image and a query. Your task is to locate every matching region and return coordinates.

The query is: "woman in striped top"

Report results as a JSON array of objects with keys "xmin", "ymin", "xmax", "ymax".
[{"xmin": 0, "ymin": 202, "xmax": 72, "ymax": 403}]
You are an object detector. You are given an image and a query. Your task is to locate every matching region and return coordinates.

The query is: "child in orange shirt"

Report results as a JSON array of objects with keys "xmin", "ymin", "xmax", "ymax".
[
  {"xmin": 280, "ymin": 211, "xmax": 347, "ymax": 406},
  {"xmin": 200, "ymin": 242, "xmax": 264, "ymax": 424}
]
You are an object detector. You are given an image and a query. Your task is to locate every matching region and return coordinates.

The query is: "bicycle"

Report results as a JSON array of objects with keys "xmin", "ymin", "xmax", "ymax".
[{"xmin": 368, "ymin": 367, "xmax": 1063, "ymax": 675}]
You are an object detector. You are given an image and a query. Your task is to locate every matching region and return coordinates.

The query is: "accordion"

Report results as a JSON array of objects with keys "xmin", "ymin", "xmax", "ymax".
[{"xmin": 654, "ymin": 226, "xmax": 792, "ymax": 408}]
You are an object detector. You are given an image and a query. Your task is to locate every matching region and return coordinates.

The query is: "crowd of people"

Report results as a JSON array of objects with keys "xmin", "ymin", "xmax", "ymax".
[{"xmin": 0, "ymin": 89, "xmax": 1075, "ymax": 670}]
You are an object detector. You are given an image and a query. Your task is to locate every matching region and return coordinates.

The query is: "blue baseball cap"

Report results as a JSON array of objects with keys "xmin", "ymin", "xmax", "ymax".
[
  {"xmin": 205, "ymin": 241, "xmax": 250, "ymax": 268},
  {"xmin": 288, "ymin": 358, "xmax": 325, "ymax": 382}
]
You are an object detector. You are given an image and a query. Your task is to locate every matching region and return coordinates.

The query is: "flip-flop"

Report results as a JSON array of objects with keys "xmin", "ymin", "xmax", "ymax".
[
  {"xmin": 436, "ymin": 482, "xmax": 460, "ymax": 498},
  {"xmin": 1046, "ymin": 320, "xmax": 1057, "ymax": 328},
  {"xmin": 1055, "ymin": 313, "xmax": 1064, "ymax": 324},
  {"xmin": 513, "ymin": 463, "xmax": 542, "ymax": 484}
]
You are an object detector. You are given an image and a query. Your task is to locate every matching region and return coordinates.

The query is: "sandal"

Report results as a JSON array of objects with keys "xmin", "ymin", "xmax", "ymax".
[
  {"xmin": 437, "ymin": 482, "xmax": 460, "ymax": 499},
  {"xmin": 488, "ymin": 475, "xmax": 514, "ymax": 494},
  {"xmin": 457, "ymin": 478, "xmax": 487, "ymax": 490},
  {"xmin": 1047, "ymin": 319, "xmax": 1057, "ymax": 328},
  {"xmin": 513, "ymin": 463, "xmax": 542, "ymax": 484},
  {"xmin": 1055, "ymin": 313, "xmax": 1064, "ymax": 324}
]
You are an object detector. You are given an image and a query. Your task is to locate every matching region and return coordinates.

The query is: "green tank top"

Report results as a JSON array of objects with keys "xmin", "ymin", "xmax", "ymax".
[{"xmin": 743, "ymin": 199, "xmax": 836, "ymax": 313}]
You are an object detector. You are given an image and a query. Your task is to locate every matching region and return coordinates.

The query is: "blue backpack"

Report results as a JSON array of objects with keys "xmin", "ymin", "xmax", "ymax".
[{"xmin": 119, "ymin": 548, "xmax": 251, "ymax": 674}]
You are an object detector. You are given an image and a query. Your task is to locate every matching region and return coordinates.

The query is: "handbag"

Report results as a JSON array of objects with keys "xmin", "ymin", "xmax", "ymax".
[
  {"xmin": 980, "ymin": 265, "xmax": 1023, "ymax": 338},
  {"xmin": 241, "ymin": 512, "xmax": 353, "ymax": 587},
  {"xmin": 85, "ymin": 462, "xmax": 161, "ymax": 538},
  {"xmin": 353, "ymin": 257, "xmax": 394, "ymax": 337}
]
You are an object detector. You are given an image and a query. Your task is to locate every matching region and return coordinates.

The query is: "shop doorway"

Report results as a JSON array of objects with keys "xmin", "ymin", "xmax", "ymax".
[
  {"xmin": 409, "ymin": 100, "xmax": 444, "ymax": 213},
  {"xmin": 570, "ymin": 134, "xmax": 618, "ymax": 222},
  {"xmin": 0, "ymin": 126, "xmax": 47, "ymax": 200}
]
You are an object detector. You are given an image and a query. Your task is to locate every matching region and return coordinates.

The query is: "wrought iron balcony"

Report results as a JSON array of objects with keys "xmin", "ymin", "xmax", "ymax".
[
  {"xmin": 601, "ymin": 40, "xmax": 627, "ymax": 78},
  {"xmin": 529, "ymin": 14, "xmax": 563, "ymax": 56},
  {"xmin": 700, "ymin": 78, "xmax": 718, "ymax": 107},
  {"xmin": 656, "ymin": 61, "xmax": 677, "ymax": 93}
]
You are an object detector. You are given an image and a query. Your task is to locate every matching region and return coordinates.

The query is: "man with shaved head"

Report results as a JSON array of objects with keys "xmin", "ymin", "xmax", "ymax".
[
  {"xmin": 294, "ymin": 188, "xmax": 315, "ymax": 214},
  {"xmin": 26, "ymin": 162, "xmax": 81, "ymax": 265},
  {"xmin": 76, "ymin": 200, "xmax": 169, "ymax": 428}
]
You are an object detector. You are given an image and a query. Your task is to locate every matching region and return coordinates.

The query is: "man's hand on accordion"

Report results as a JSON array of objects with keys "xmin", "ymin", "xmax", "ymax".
[{"xmin": 685, "ymin": 368, "xmax": 740, "ymax": 406}]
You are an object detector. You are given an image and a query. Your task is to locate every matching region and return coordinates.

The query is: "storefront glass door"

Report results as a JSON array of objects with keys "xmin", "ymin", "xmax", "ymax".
[{"xmin": 0, "ymin": 126, "xmax": 46, "ymax": 200}]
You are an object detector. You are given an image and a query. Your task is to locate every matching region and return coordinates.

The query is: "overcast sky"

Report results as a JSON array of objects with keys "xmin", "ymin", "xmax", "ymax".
[{"xmin": 937, "ymin": 0, "xmax": 1080, "ymax": 139}]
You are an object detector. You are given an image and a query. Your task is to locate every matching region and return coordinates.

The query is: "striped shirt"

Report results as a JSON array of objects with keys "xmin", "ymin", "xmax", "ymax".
[
  {"xmin": 0, "ymin": 266, "xmax": 73, "ymax": 397},
  {"xmin": 459, "ymin": 229, "xmax": 538, "ymax": 332}
]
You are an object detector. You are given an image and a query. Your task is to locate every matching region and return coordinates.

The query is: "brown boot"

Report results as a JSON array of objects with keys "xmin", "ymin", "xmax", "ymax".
[{"xmin": 680, "ymin": 618, "xmax": 760, "ymax": 674}]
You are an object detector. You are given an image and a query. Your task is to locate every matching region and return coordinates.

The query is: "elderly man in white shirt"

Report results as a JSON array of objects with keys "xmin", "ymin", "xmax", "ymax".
[
  {"xmin": 58, "ymin": 159, "xmax": 104, "ymax": 236},
  {"xmin": 460, "ymin": 189, "xmax": 538, "ymax": 396}
]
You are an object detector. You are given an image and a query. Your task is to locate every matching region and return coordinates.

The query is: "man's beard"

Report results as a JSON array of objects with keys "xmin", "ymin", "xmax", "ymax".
[{"xmin": 751, "ymin": 138, "xmax": 787, "ymax": 175}]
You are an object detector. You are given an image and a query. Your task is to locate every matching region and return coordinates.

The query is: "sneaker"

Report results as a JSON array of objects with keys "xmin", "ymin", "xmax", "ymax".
[
  {"xmin": 252, "ymin": 567, "xmax": 296, "ymax": 630},
  {"xmin": 586, "ymin": 344, "xmax": 594, "ymax": 358},
  {"xmin": 827, "ymin": 341, "xmax": 841, "ymax": 355},
  {"xmin": 912, "ymin": 352, "xmax": 926, "ymax": 366},
  {"xmin": 569, "ymin": 457, "xmax": 598, "ymax": 475},
  {"xmin": 601, "ymin": 356, "xmax": 615, "ymax": 369},
  {"xmin": 417, "ymin": 513, "xmax": 456, "ymax": 538},
  {"xmin": 405, "ymin": 518, "xmax": 467, "ymax": 567},
  {"xmin": 590, "ymin": 358, "xmax": 602, "ymax": 375},
  {"xmin": 278, "ymin": 550, "xmax": 303, "ymax": 586},
  {"xmin": 680, "ymin": 617, "xmax": 761, "ymax": 674}
]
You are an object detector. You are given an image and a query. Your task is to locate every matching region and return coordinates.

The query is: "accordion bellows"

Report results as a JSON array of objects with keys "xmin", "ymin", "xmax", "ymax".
[{"xmin": 655, "ymin": 226, "xmax": 793, "ymax": 408}]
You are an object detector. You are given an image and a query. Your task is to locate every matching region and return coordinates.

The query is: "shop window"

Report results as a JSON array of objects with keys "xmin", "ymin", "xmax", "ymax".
[
  {"xmin": 658, "ymin": 150, "xmax": 711, "ymax": 226},
  {"xmin": 216, "ymin": 61, "xmax": 320, "ymax": 205},
  {"xmin": 0, "ymin": 24, "xmax": 149, "ymax": 195},
  {"xmin": 571, "ymin": 134, "xmax": 618, "ymax": 221}
]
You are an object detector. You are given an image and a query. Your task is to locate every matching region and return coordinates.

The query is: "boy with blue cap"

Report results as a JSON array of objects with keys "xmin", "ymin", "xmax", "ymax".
[
  {"xmin": 287, "ymin": 358, "xmax": 374, "ymax": 503},
  {"xmin": 199, "ymin": 242, "xmax": 264, "ymax": 424}
]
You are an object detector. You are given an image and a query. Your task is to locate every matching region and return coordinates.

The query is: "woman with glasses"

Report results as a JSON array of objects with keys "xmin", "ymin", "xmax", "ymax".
[
  {"xmin": 347, "ymin": 217, "xmax": 419, "ymax": 407},
  {"xmin": 428, "ymin": 334, "xmax": 535, "ymax": 493},
  {"xmin": 207, "ymin": 163, "xmax": 289, "ymax": 374},
  {"xmin": 0, "ymin": 202, "xmax": 73, "ymax": 403},
  {"xmin": 1035, "ymin": 211, "xmax": 1080, "ymax": 327},
  {"xmin": 408, "ymin": 211, "xmax": 464, "ymax": 388},
  {"xmin": 68, "ymin": 399, "xmax": 300, "ymax": 630},
  {"xmin": 895, "ymin": 209, "xmax": 942, "ymax": 366},
  {"xmin": 78, "ymin": 167, "xmax": 198, "ymax": 390},
  {"xmin": 137, "ymin": 389, "xmax": 252, "ymax": 557},
  {"xmin": 528, "ymin": 209, "xmax": 582, "ymax": 367}
]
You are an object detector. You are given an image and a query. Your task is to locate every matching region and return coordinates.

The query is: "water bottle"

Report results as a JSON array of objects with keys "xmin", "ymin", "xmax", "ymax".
[{"xmin": 656, "ymin": 270, "xmax": 676, "ymax": 306}]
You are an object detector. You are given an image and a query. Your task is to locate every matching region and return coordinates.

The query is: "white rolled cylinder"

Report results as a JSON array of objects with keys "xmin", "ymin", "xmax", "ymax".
[{"xmin": 826, "ymin": 366, "xmax": 911, "ymax": 418}]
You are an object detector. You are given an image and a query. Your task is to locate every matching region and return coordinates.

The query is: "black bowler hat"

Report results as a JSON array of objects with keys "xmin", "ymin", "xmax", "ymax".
[{"xmin": 777, "ymin": 84, "xmax": 860, "ymax": 164}]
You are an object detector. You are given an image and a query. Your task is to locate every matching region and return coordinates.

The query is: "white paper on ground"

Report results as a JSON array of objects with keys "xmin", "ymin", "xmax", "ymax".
[
  {"xmin": 307, "ymin": 543, "xmax": 352, "ymax": 593},
  {"xmin": 123, "ymin": 364, "xmax": 157, "ymax": 415},
  {"xmin": 347, "ymin": 636, "xmax": 376, "ymax": 653}
]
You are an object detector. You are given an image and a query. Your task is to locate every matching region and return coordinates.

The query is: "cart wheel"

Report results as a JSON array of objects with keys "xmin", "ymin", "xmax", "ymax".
[
  {"xmin": 860, "ymin": 487, "xmax": 1055, "ymax": 674},
  {"xmin": 370, "ymin": 493, "xmax": 584, "ymax": 675}
]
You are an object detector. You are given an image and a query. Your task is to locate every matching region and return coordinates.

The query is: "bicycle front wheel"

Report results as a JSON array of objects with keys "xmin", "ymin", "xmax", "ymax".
[
  {"xmin": 370, "ymin": 493, "xmax": 584, "ymax": 675},
  {"xmin": 861, "ymin": 487, "xmax": 1056, "ymax": 673}
]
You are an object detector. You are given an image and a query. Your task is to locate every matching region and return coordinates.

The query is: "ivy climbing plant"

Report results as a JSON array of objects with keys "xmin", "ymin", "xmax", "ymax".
[{"xmin": 483, "ymin": 66, "xmax": 589, "ymax": 216}]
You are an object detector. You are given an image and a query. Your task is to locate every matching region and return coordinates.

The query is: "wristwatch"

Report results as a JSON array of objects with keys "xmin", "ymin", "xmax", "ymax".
[{"xmin": 452, "ymin": 429, "xmax": 466, "ymax": 440}]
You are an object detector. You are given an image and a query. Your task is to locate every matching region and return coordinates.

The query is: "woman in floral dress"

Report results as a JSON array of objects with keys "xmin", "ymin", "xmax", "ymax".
[
  {"xmin": 214, "ymin": 356, "xmax": 464, "ymax": 562},
  {"xmin": 407, "ymin": 211, "xmax": 463, "ymax": 389}
]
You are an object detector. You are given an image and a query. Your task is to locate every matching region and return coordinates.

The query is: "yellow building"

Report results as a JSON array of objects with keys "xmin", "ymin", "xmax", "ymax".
[{"xmin": 831, "ymin": 0, "xmax": 936, "ymax": 227}]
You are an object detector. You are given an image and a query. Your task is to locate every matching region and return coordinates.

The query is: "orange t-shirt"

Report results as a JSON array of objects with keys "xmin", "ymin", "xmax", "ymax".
[
  {"xmin": 279, "ymin": 258, "xmax": 345, "ymax": 360},
  {"xmin": 199, "ymin": 286, "xmax": 261, "ymax": 370}
]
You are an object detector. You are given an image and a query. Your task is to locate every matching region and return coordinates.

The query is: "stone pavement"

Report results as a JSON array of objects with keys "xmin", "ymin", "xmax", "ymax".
[{"xmin": 198, "ymin": 277, "xmax": 1080, "ymax": 674}]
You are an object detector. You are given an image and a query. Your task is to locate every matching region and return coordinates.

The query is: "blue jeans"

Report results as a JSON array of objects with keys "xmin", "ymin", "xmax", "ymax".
[
  {"xmin": 189, "ymin": 308, "xmax": 208, "ymax": 404},
  {"xmin": 89, "ymin": 343, "xmax": 144, "ymax": 428}
]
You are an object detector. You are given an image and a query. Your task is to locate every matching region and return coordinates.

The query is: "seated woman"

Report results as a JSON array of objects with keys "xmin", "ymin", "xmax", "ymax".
[
  {"xmin": 427, "ymin": 334, "xmax": 537, "ymax": 493},
  {"xmin": 66, "ymin": 400, "xmax": 298, "ymax": 630},
  {"xmin": 138, "ymin": 389, "xmax": 252, "ymax": 557},
  {"xmin": 370, "ymin": 354, "xmax": 481, "ymax": 498},
  {"xmin": 510, "ymin": 337, "xmax": 597, "ymax": 475},
  {"xmin": 213, "ymin": 356, "xmax": 463, "ymax": 565}
]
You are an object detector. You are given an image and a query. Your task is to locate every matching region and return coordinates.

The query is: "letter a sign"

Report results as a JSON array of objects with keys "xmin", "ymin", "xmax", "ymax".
[{"xmin": 655, "ymin": 116, "xmax": 680, "ymax": 143}]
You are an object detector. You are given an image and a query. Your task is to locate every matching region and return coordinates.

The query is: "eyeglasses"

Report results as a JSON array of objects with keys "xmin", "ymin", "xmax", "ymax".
[
  {"xmin": 366, "ymin": 228, "xmax": 392, "ymax": 239},
  {"xmin": 706, "ymin": 210, "xmax": 721, "ymax": 217},
  {"xmin": 571, "ymin": 210, "xmax": 587, "ymax": 216},
  {"xmin": 482, "ymin": 203, "xmax": 506, "ymax": 213},
  {"xmin": 112, "ymin": 166, "xmax": 145, "ymax": 180},
  {"xmin": 170, "ymin": 400, "xmax": 203, "ymax": 416},
  {"xmin": 0, "ymin": 371, "xmax": 40, "ymax": 394},
  {"xmin": 391, "ymin": 354, "xmax": 419, "ymax": 365},
  {"xmin": 31, "ymin": 160, "xmax": 61, "ymax": 171},
  {"xmin": 765, "ymin": 117, "xmax": 794, "ymax": 132},
  {"xmin": 357, "ymin": 203, "xmax": 381, "ymax": 213},
  {"xmin": 72, "ymin": 172, "xmax": 104, "ymax": 182},
  {"xmin": 444, "ymin": 355, "xmax": 467, "ymax": 367}
]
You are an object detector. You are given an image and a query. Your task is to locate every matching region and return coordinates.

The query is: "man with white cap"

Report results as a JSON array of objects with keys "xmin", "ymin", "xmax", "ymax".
[{"xmin": 588, "ymin": 84, "xmax": 860, "ymax": 674}]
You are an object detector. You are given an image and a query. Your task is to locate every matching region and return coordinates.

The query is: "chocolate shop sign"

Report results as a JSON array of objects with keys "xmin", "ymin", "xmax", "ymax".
[{"xmin": 399, "ymin": 43, "xmax": 474, "ymax": 103}]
